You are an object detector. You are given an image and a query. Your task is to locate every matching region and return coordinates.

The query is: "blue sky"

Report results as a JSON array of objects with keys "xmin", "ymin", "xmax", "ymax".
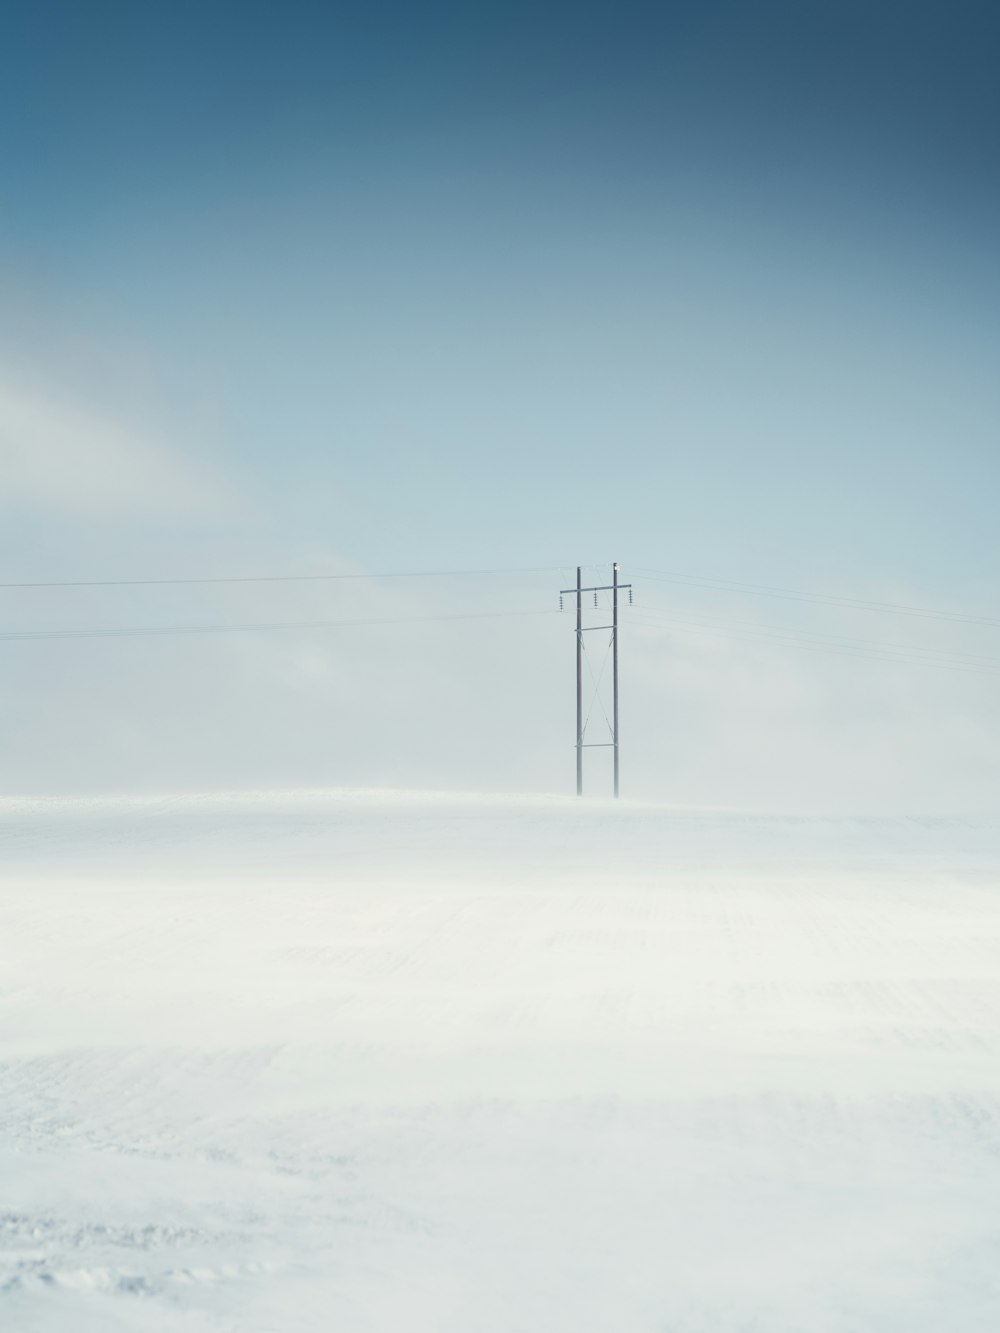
[
  {"xmin": 3, "ymin": 0, "xmax": 998, "ymax": 574},
  {"xmin": 1, "ymin": 1, "xmax": 998, "ymax": 802}
]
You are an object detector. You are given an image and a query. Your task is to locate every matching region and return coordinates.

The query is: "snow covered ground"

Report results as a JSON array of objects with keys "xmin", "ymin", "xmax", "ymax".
[{"xmin": 3, "ymin": 790, "xmax": 1000, "ymax": 1331}]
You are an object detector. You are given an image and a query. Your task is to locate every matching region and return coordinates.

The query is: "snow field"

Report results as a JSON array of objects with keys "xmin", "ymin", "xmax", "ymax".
[{"xmin": 3, "ymin": 791, "xmax": 1000, "ymax": 1330}]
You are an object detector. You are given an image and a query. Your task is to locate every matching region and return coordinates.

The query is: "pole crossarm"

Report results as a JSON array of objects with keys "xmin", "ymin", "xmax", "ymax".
[{"xmin": 560, "ymin": 583, "xmax": 632, "ymax": 594}]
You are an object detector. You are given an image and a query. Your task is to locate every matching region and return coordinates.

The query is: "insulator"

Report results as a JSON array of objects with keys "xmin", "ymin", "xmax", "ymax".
[
  {"xmin": 593, "ymin": 590, "xmax": 598, "ymax": 607},
  {"xmin": 628, "ymin": 588, "xmax": 633, "ymax": 605}
]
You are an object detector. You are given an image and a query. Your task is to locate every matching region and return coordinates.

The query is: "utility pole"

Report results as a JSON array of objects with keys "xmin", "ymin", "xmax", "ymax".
[
  {"xmin": 613, "ymin": 561, "xmax": 620, "ymax": 798},
  {"xmin": 560, "ymin": 563, "xmax": 632, "ymax": 798},
  {"xmin": 576, "ymin": 566, "xmax": 583, "ymax": 796}
]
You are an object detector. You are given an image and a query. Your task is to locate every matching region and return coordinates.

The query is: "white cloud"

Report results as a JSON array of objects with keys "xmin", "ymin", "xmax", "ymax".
[{"xmin": 0, "ymin": 374, "xmax": 224, "ymax": 516}]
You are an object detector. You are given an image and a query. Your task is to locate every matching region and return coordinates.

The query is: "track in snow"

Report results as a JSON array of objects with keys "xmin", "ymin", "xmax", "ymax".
[{"xmin": 3, "ymin": 791, "xmax": 1000, "ymax": 1330}]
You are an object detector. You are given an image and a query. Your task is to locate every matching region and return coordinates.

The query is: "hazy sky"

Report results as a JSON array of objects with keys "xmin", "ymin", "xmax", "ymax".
[{"xmin": 1, "ymin": 1, "xmax": 998, "ymax": 807}]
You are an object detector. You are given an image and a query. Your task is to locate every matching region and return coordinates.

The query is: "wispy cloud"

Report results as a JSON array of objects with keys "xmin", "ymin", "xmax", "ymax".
[{"xmin": 0, "ymin": 373, "xmax": 224, "ymax": 517}]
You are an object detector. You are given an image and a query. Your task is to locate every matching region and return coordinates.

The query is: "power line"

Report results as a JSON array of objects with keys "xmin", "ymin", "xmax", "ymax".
[
  {"xmin": 635, "ymin": 568, "xmax": 1000, "ymax": 630},
  {"xmin": 631, "ymin": 604, "xmax": 1000, "ymax": 668},
  {"xmin": 629, "ymin": 607, "xmax": 1000, "ymax": 677},
  {"xmin": 6, "ymin": 561, "xmax": 996, "ymax": 634},
  {"xmin": 629, "ymin": 606, "xmax": 1000, "ymax": 672},
  {"xmin": 0, "ymin": 564, "xmax": 567, "ymax": 591},
  {"xmin": 0, "ymin": 608, "xmax": 560, "ymax": 643}
]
